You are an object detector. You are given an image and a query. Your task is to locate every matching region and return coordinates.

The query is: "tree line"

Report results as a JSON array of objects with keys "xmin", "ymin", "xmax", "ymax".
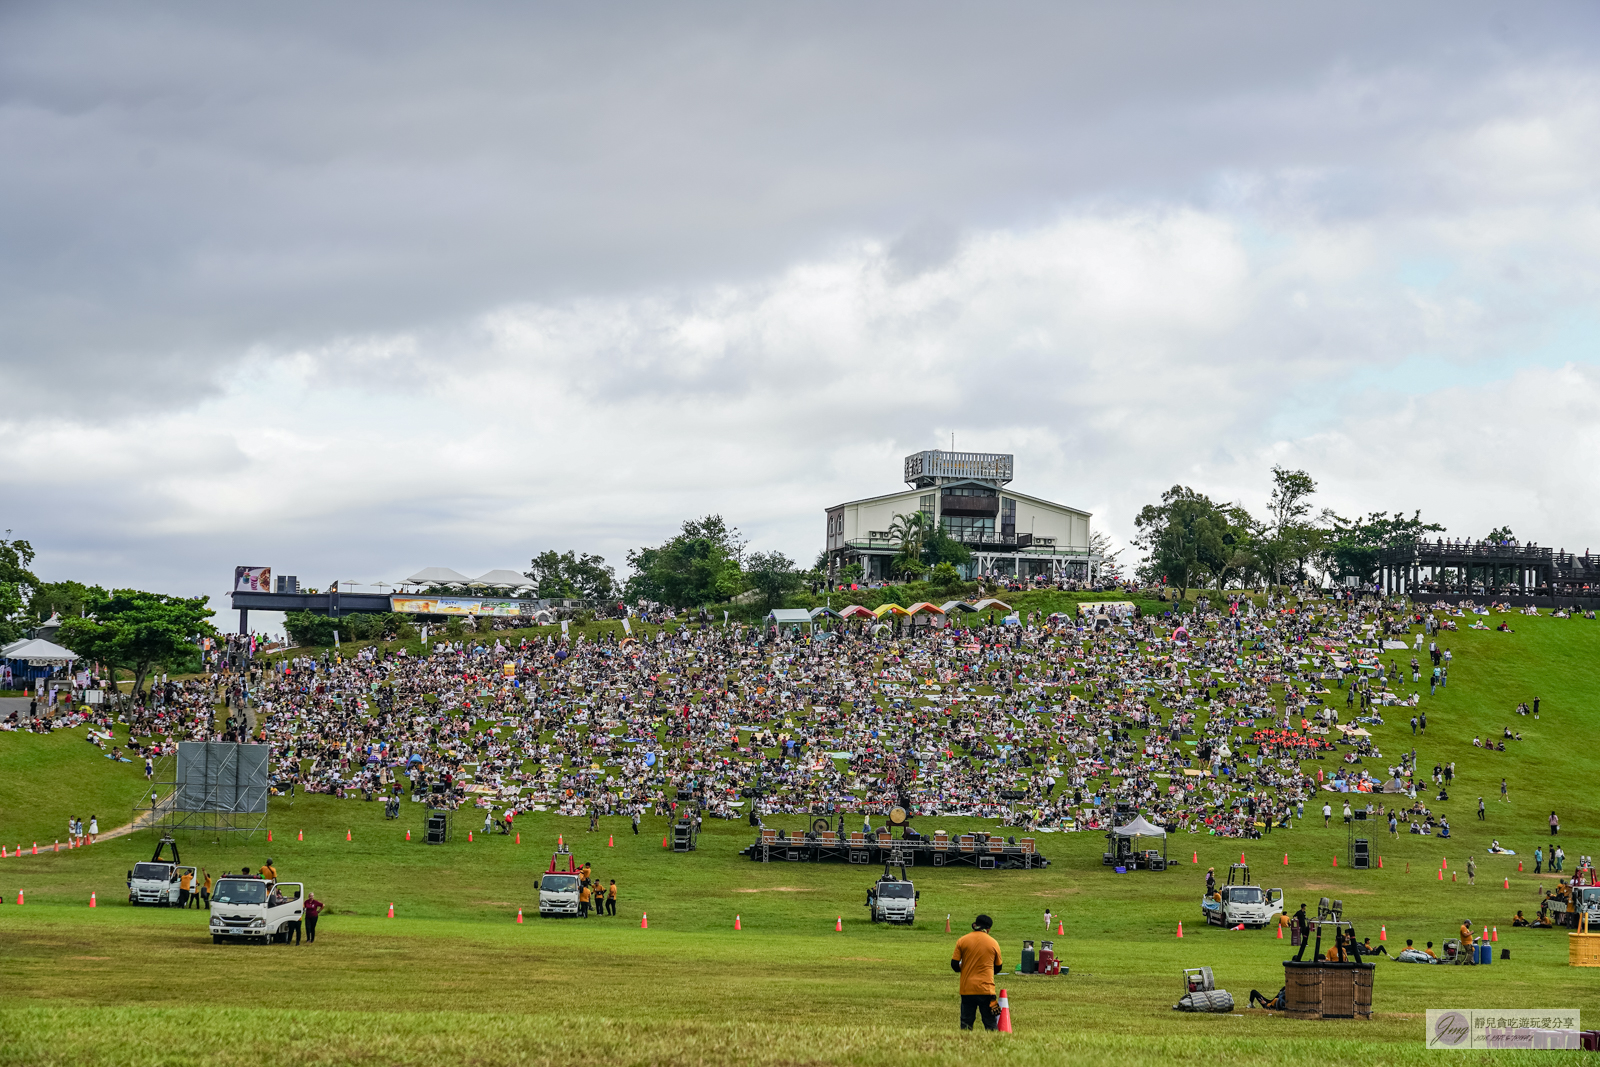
[{"xmin": 1131, "ymin": 466, "xmax": 1460, "ymax": 599}]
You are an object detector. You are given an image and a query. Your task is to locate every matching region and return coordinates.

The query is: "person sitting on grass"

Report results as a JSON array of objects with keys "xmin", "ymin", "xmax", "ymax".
[
  {"xmin": 1512, "ymin": 910, "xmax": 1529, "ymax": 928},
  {"xmin": 1362, "ymin": 936, "xmax": 1391, "ymax": 958},
  {"xmin": 1249, "ymin": 987, "xmax": 1286, "ymax": 1010}
]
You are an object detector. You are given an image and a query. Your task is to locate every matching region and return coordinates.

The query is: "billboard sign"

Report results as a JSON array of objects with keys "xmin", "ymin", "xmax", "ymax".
[
  {"xmin": 234, "ymin": 566, "xmax": 272, "ymax": 593},
  {"xmin": 390, "ymin": 596, "xmax": 528, "ymax": 617}
]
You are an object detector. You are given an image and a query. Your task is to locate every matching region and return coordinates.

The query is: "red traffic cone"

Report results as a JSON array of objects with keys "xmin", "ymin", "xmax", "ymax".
[
  {"xmin": 516, "ymin": 833, "xmax": 520, "ymax": 844},
  {"xmin": 268, "ymin": 831, "xmax": 272, "ymax": 842},
  {"xmin": 1504, "ymin": 877, "xmax": 1510, "ymax": 889},
  {"xmin": 347, "ymin": 830, "xmax": 351, "ymax": 841},
  {"xmin": 1192, "ymin": 851, "xmax": 1198, "ymax": 864},
  {"xmin": 734, "ymin": 915, "xmax": 741, "ymax": 931},
  {"xmin": 1452, "ymin": 871, "xmax": 1457, "ymax": 883},
  {"xmin": 1283, "ymin": 853, "xmax": 1288, "ymax": 866},
  {"xmin": 53, "ymin": 840, "xmax": 58, "ymax": 853},
  {"xmin": 1492, "ymin": 926, "xmax": 1498, "ymax": 942},
  {"xmin": 516, "ymin": 909, "xmax": 523, "ymax": 924},
  {"xmin": 641, "ymin": 912, "xmax": 648, "ymax": 929},
  {"xmin": 32, "ymin": 842, "xmax": 37, "ymax": 855},
  {"xmin": 1234, "ymin": 923, "xmax": 1245, "ymax": 931},
  {"xmin": 836, "ymin": 916, "xmax": 843, "ymax": 932},
  {"xmin": 406, "ymin": 829, "xmax": 411, "ymax": 841},
  {"xmin": 298, "ymin": 829, "xmax": 303, "ymax": 841},
  {"xmin": 1057, "ymin": 920, "xmax": 1064, "ymax": 935},
  {"xmin": 1378, "ymin": 856, "xmax": 1383, "ymax": 869},
  {"xmin": 1437, "ymin": 869, "xmax": 1443, "ymax": 881},
  {"xmin": 387, "ymin": 902, "xmax": 395, "ymax": 918},
  {"xmin": 1442, "ymin": 857, "xmax": 1448, "ymax": 869},
  {"xmin": 16, "ymin": 889, "xmax": 22, "ymax": 905},
  {"xmin": 468, "ymin": 831, "xmax": 473, "ymax": 842},
  {"xmin": 608, "ymin": 835, "xmax": 614, "ymax": 848},
  {"xmin": 90, "ymin": 892, "xmax": 96, "ymax": 908},
  {"xmin": 1333, "ymin": 856, "xmax": 1338, "ymax": 867},
  {"xmin": 558, "ymin": 834, "xmax": 564, "ymax": 849},
  {"xmin": 1379, "ymin": 925, "xmax": 1387, "ymax": 941},
  {"xmin": 1176, "ymin": 922, "xmax": 1184, "ymax": 938},
  {"xmin": 1518, "ymin": 861, "xmax": 1523, "ymax": 872},
  {"xmin": 997, "ymin": 989, "xmax": 1013, "ymax": 1033},
  {"xmin": 1240, "ymin": 852, "xmax": 1245, "ymax": 864},
  {"xmin": 1276, "ymin": 923, "xmax": 1283, "ymax": 939},
  {"xmin": 662, "ymin": 835, "xmax": 669, "ymax": 848},
  {"xmin": 945, "ymin": 914, "xmax": 951, "ymax": 933}
]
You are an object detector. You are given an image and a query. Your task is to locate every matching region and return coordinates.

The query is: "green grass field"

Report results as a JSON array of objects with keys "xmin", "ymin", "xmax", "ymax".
[{"xmin": 2, "ymin": 609, "xmax": 1596, "ymax": 1065}]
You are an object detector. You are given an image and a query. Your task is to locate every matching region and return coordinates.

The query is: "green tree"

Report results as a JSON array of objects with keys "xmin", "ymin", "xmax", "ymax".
[
  {"xmin": 625, "ymin": 515, "xmax": 747, "ymax": 608},
  {"xmin": 526, "ymin": 550, "xmax": 616, "ymax": 601},
  {"xmin": 922, "ymin": 527, "xmax": 971, "ymax": 568},
  {"xmin": 1486, "ymin": 525, "xmax": 1515, "ymax": 544},
  {"xmin": 887, "ymin": 511, "xmax": 929, "ymax": 563},
  {"xmin": 1323, "ymin": 510, "xmax": 1445, "ymax": 583},
  {"xmin": 284, "ymin": 611, "xmax": 339, "ymax": 647},
  {"xmin": 58, "ymin": 589, "xmax": 217, "ymax": 697},
  {"xmin": 0, "ymin": 532, "xmax": 40, "ymax": 646},
  {"xmin": 1260, "ymin": 466, "xmax": 1318, "ymax": 585},
  {"xmin": 1132, "ymin": 486, "xmax": 1230, "ymax": 601},
  {"xmin": 28, "ymin": 580, "xmax": 102, "ymax": 623},
  {"xmin": 929, "ymin": 561, "xmax": 962, "ymax": 589},
  {"xmin": 745, "ymin": 550, "xmax": 802, "ymax": 610}
]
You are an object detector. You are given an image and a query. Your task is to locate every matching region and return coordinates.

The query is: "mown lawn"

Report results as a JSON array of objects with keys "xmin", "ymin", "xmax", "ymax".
[{"xmin": 1, "ymin": 608, "xmax": 1595, "ymax": 1065}]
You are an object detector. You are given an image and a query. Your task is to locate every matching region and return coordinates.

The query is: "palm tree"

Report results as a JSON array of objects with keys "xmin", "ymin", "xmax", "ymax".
[{"xmin": 887, "ymin": 511, "xmax": 930, "ymax": 563}]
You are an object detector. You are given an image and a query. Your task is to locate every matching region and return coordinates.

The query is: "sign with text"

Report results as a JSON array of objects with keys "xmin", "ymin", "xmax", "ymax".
[
  {"xmin": 390, "ymin": 597, "xmax": 527, "ymax": 617},
  {"xmin": 1427, "ymin": 1009, "xmax": 1581, "ymax": 1049}
]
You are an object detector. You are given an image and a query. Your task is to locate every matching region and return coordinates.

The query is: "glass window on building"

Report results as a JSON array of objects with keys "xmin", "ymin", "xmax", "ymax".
[
  {"xmin": 919, "ymin": 494, "xmax": 934, "ymax": 518},
  {"xmin": 1001, "ymin": 497, "xmax": 1016, "ymax": 537},
  {"xmin": 941, "ymin": 515, "xmax": 994, "ymax": 541}
]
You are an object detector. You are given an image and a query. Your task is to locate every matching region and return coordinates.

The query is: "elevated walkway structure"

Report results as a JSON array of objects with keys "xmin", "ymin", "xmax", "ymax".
[
  {"xmin": 739, "ymin": 828, "xmax": 1047, "ymax": 869},
  {"xmin": 1374, "ymin": 542, "xmax": 1600, "ymax": 601}
]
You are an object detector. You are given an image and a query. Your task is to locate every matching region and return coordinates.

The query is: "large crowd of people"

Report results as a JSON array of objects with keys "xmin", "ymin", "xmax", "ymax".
[{"xmin": 34, "ymin": 586, "xmax": 1567, "ymax": 848}]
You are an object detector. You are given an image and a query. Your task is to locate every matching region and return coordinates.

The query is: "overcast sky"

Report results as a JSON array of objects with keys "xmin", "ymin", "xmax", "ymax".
[{"xmin": 6, "ymin": 2, "xmax": 1600, "ymax": 634}]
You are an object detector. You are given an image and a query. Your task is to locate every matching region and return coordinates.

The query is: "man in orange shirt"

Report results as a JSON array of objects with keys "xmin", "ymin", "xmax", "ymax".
[{"xmin": 950, "ymin": 913, "xmax": 1004, "ymax": 1031}]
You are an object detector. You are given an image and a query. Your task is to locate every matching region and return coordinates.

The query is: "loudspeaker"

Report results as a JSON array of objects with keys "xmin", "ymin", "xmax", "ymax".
[{"xmin": 1352, "ymin": 838, "xmax": 1370, "ymax": 870}]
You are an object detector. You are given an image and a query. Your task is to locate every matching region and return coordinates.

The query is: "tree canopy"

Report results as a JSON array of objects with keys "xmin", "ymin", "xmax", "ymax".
[
  {"xmin": 625, "ymin": 515, "xmax": 747, "ymax": 609},
  {"xmin": 525, "ymin": 550, "xmax": 616, "ymax": 601},
  {"xmin": 57, "ymin": 589, "xmax": 216, "ymax": 696},
  {"xmin": 745, "ymin": 550, "xmax": 802, "ymax": 610},
  {"xmin": 0, "ymin": 533, "xmax": 40, "ymax": 646}
]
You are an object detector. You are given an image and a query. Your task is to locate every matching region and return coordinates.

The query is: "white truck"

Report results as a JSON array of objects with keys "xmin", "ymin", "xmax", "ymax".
[
  {"xmin": 1201, "ymin": 863, "xmax": 1283, "ymax": 929},
  {"xmin": 539, "ymin": 872, "xmax": 581, "ymax": 917},
  {"xmin": 866, "ymin": 864, "xmax": 918, "ymax": 925},
  {"xmin": 208, "ymin": 877, "xmax": 306, "ymax": 943},
  {"xmin": 127, "ymin": 837, "xmax": 196, "ymax": 907}
]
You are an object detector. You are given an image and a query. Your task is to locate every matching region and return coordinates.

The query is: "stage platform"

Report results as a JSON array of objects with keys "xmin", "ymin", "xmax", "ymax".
[{"xmin": 738, "ymin": 828, "xmax": 1049, "ymax": 869}]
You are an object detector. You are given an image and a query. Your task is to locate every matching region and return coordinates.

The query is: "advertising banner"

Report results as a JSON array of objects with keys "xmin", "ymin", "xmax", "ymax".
[
  {"xmin": 390, "ymin": 596, "xmax": 528, "ymax": 617},
  {"xmin": 1426, "ymin": 1010, "xmax": 1581, "ymax": 1049},
  {"xmin": 234, "ymin": 566, "xmax": 271, "ymax": 593}
]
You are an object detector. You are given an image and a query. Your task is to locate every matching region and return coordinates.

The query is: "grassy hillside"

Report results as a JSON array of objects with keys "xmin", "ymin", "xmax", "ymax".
[{"xmin": 1, "ymin": 608, "xmax": 1595, "ymax": 1066}]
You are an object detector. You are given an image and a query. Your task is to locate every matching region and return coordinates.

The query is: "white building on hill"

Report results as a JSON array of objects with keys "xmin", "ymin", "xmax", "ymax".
[{"xmin": 824, "ymin": 450, "xmax": 1099, "ymax": 582}]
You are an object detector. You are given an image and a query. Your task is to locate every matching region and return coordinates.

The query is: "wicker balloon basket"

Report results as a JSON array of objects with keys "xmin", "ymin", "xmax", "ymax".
[
  {"xmin": 1571, "ymin": 914, "xmax": 1600, "ymax": 967},
  {"xmin": 1282, "ymin": 961, "xmax": 1374, "ymax": 1019}
]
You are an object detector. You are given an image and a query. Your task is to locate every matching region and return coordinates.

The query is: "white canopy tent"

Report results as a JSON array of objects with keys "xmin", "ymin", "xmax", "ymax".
[
  {"xmin": 402, "ymin": 567, "xmax": 473, "ymax": 587},
  {"xmin": 1, "ymin": 638, "xmax": 80, "ymax": 666},
  {"xmin": 475, "ymin": 569, "xmax": 535, "ymax": 589},
  {"xmin": 1106, "ymin": 814, "xmax": 1169, "ymax": 870}
]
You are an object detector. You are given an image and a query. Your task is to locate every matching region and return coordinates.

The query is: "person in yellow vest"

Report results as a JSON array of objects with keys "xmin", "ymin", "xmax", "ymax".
[
  {"xmin": 950, "ymin": 914, "xmax": 1003, "ymax": 1031},
  {"xmin": 201, "ymin": 870, "xmax": 213, "ymax": 908},
  {"xmin": 578, "ymin": 879, "xmax": 592, "ymax": 918},
  {"xmin": 1458, "ymin": 919, "xmax": 1475, "ymax": 962},
  {"xmin": 260, "ymin": 858, "xmax": 278, "ymax": 885},
  {"xmin": 179, "ymin": 869, "xmax": 194, "ymax": 908},
  {"xmin": 606, "ymin": 879, "xmax": 617, "ymax": 917}
]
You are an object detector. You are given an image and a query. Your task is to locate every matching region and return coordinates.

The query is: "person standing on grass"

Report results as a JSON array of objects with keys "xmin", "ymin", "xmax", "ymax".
[
  {"xmin": 1478, "ymin": 797, "xmax": 1485, "ymax": 821},
  {"xmin": 1323, "ymin": 802, "xmax": 1332, "ymax": 828},
  {"xmin": 951, "ymin": 914, "xmax": 1003, "ymax": 1031},
  {"xmin": 1467, "ymin": 856, "xmax": 1476, "ymax": 886},
  {"xmin": 578, "ymin": 878, "xmax": 591, "ymax": 918},
  {"xmin": 1500, "ymin": 778, "xmax": 1509, "ymax": 803},
  {"xmin": 1550, "ymin": 811, "xmax": 1559, "ymax": 836},
  {"xmin": 1534, "ymin": 846, "xmax": 1543, "ymax": 874},
  {"xmin": 88, "ymin": 815, "xmax": 97, "ymax": 844},
  {"xmin": 607, "ymin": 880, "xmax": 617, "ymax": 916},
  {"xmin": 200, "ymin": 869, "xmax": 212, "ymax": 908},
  {"xmin": 632, "ymin": 810, "xmax": 640, "ymax": 836},
  {"xmin": 303, "ymin": 892, "xmax": 323, "ymax": 943}
]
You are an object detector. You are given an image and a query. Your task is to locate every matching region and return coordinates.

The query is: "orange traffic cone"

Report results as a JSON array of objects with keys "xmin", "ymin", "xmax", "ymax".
[
  {"xmin": 1192, "ymin": 851, "xmax": 1198, "ymax": 864},
  {"xmin": 1057, "ymin": 920, "xmax": 1064, "ymax": 935},
  {"xmin": 1276, "ymin": 924, "xmax": 1283, "ymax": 939},
  {"xmin": 1283, "ymin": 853, "xmax": 1288, "ymax": 866},
  {"xmin": 516, "ymin": 833, "xmax": 520, "ymax": 844},
  {"xmin": 468, "ymin": 831, "xmax": 473, "ymax": 842},
  {"xmin": 406, "ymin": 829, "xmax": 411, "ymax": 841},
  {"xmin": 32, "ymin": 842, "xmax": 37, "ymax": 855},
  {"xmin": 90, "ymin": 892, "xmax": 96, "ymax": 908},
  {"xmin": 387, "ymin": 902, "xmax": 395, "ymax": 918},
  {"xmin": 1240, "ymin": 852, "xmax": 1245, "ymax": 864},
  {"xmin": 1492, "ymin": 926, "xmax": 1498, "ymax": 942},
  {"xmin": 836, "ymin": 916, "xmax": 843, "ymax": 932},
  {"xmin": 1380, "ymin": 925, "xmax": 1387, "ymax": 941},
  {"xmin": 1518, "ymin": 861, "xmax": 1523, "ymax": 872},
  {"xmin": 53, "ymin": 840, "xmax": 58, "ymax": 853},
  {"xmin": 1378, "ymin": 856, "xmax": 1383, "ymax": 868},
  {"xmin": 945, "ymin": 914, "xmax": 951, "ymax": 933},
  {"xmin": 734, "ymin": 915, "xmax": 741, "ymax": 931},
  {"xmin": 1452, "ymin": 871, "xmax": 1457, "ymax": 883},
  {"xmin": 662, "ymin": 835, "xmax": 669, "ymax": 848},
  {"xmin": 641, "ymin": 912, "xmax": 648, "ymax": 929},
  {"xmin": 1176, "ymin": 922, "xmax": 1184, "ymax": 938},
  {"xmin": 1504, "ymin": 877, "xmax": 1509, "ymax": 889},
  {"xmin": 347, "ymin": 830, "xmax": 351, "ymax": 841},
  {"xmin": 1437, "ymin": 869, "xmax": 1443, "ymax": 881},
  {"xmin": 1333, "ymin": 856, "xmax": 1338, "ymax": 867},
  {"xmin": 516, "ymin": 909, "xmax": 523, "ymax": 923},
  {"xmin": 558, "ymin": 835, "xmax": 564, "ymax": 849},
  {"xmin": 268, "ymin": 831, "xmax": 272, "ymax": 842},
  {"xmin": 16, "ymin": 890, "xmax": 22, "ymax": 905},
  {"xmin": 1442, "ymin": 857, "xmax": 1448, "ymax": 869},
  {"xmin": 298, "ymin": 830, "xmax": 303, "ymax": 841},
  {"xmin": 997, "ymin": 988, "xmax": 1013, "ymax": 1033}
]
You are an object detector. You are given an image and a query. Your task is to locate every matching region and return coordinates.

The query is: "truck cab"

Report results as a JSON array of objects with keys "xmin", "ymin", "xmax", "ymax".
[
  {"xmin": 127, "ymin": 862, "xmax": 196, "ymax": 906},
  {"xmin": 1201, "ymin": 864, "xmax": 1283, "ymax": 929},
  {"xmin": 866, "ymin": 864, "xmax": 918, "ymax": 925},
  {"xmin": 208, "ymin": 878, "xmax": 305, "ymax": 943},
  {"xmin": 539, "ymin": 873, "xmax": 581, "ymax": 917}
]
